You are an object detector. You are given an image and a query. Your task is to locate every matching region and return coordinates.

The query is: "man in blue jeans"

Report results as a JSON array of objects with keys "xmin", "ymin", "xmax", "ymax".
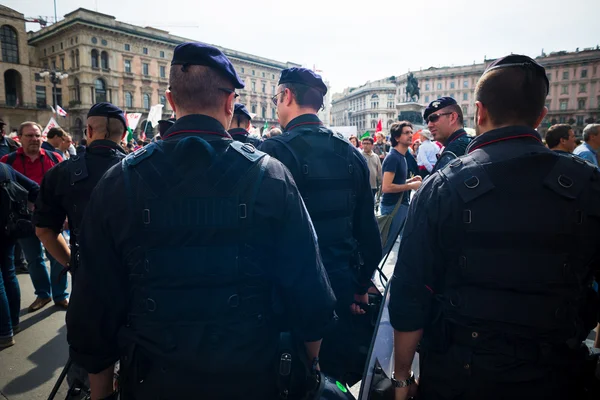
[{"xmin": 380, "ymin": 121, "xmax": 422, "ymax": 256}]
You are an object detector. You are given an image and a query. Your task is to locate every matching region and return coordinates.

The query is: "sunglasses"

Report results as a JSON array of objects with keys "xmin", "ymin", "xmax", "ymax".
[
  {"xmin": 219, "ymin": 88, "xmax": 239, "ymax": 98},
  {"xmin": 271, "ymin": 91, "xmax": 285, "ymax": 106},
  {"xmin": 427, "ymin": 112, "xmax": 453, "ymax": 123}
]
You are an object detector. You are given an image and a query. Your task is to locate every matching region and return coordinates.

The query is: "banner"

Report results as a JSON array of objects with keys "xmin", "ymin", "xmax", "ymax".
[
  {"xmin": 41, "ymin": 117, "xmax": 60, "ymax": 140},
  {"xmin": 147, "ymin": 104, "xmax": 164, "ymax": 128},
  {"xmin": 126, "ymin": 113, "xmax": 142, "ymax": 131},
  {"xmin": 57, "ymin": 105, "xmax": 68, "ymax": 117}
]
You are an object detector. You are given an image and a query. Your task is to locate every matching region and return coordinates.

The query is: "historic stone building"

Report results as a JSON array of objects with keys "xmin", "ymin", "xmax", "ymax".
[
  {"xmin": 0, "ymin": 5, "xmax": 54, "ymax": 133},
  {"xmin": 1, "ymin": 6, "xmax": 299, "ymax": 141},
  {"xmin": 333, "ymin": 48, "xmax": 600, "ymax": 136},
  {"xmin": 331, "ymin": 77, "xmax": 397, "ymax": 132}
]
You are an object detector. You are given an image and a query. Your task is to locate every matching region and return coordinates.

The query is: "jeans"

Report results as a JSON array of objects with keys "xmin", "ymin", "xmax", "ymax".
[
  {"xmin": 18, "ymin": 234, "xmax": 68, "ymax": 301},
  {"xmin": 0, "ymin": 239, "xmax": 20, "ymax": 337},
  {"xmin": 380, "ymin": 203, "xmax": 410, "ymax": 257}
]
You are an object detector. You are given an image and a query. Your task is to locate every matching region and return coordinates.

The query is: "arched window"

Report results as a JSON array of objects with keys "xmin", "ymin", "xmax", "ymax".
[
  {"xmin": 0, "ymin": 25, "xmax": 19, "ymax": 63},
  {"xmin": 371, "ymin": 94, "xmax": 379, "ymax": 109},
  {"xmin": 73, "ymin": 78, "xmax": 80, "ymax": 102},
  {"xmin": 101, "ymin": 51, "xmax": 109, "ymax": 69},
  {"xmin": 94, "ymin": 78, "xmax": 106, "ymax": 103},
  {"xmin": 143, "ymin": 93, "xmax": 150, "ymax": 110},
  {"xmin": 4, "ymin": 69, "xmax": 22, "ymax": 106},
  {"xmin": 70, "ymin": 51, "xmax": 75, "ymax": 69},
  {"xmin": 125, "ymin": 92, "xmax": 133, "ymax": 108},
  {"xmin": 91, "ymin": 49, "xmax": 99, "ymax": 68},
  {"xmin": 73, "ymin": 118, "xmax": 83, "ymax": 140},
  {"xmin": 371, "ymin": 94, "xmax": 379, "ymax": 99},
  {"xmin": 75, "ymin": 49, "xmax": 80, "ymax": 68},
  {"xmin": 159, "ymin": 95, "xmax": 166, "ymax": 107},
  {"xmin": 387, "ymin": 119, "xmax": 394, "ymax": 128},
  {"xmin": 371, "ymin": 120, "xmax": 377, "ymax": 129}
]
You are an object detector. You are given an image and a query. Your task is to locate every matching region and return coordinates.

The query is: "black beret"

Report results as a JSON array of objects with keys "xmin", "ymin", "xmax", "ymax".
[
  {"xmin": 423, "ymin": 97, "xmax": 458, "ymax": 120},
  {"xmin": 233, "ymin": 103, "xmax": 252, "ymax": 120},
  {"xmin": 171, "ymin": 42, "xmax": 244, "ymax": 89},
  {"xmin": 158, "ymin": 118, "xmax": 175, "ymax": 135},
  {"xmin": 87, "ymin": 102, "xmax": 127, "ymax": 130},
  {"xmin": 279, "ymin": 67, "xmax": 327, "ymax": 95},
  {"xmin": 483, "ymin": 54, "xmax": 549, "ymax": 94}
]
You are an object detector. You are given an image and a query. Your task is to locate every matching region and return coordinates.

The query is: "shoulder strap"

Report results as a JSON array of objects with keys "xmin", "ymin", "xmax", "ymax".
[
  {"xmin": 68, "ymin": 154, "xmax": 89, "ymax": 185},
  {"xmin": 6, "ymin": 152, "xmax": 17, "ymax": 166},
  {"xmin": 544, "ymin": 154, "xmax": 595, "ymax": 200},
  {"xmin": 207, "ymin": 141, "xmax": 266, "ymax": 194},
  {"xmin": 45, "ymin": 150, "xmax": 59, "ymax": 164},
  {"xmin": 438, "ymin": 153, "xmax": 495, "ymax": 204}
]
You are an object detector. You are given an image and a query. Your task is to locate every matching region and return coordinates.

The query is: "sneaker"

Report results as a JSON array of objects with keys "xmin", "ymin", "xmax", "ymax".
[
  {"xmin": 0, "ymin": 336, "xmax": 15, "ymax": 349},
  {"xmin": 28, "ymin": 297, "xmax": 52, "ymax": 312},
  {"xmin": 54, "ymin": 299, "xmax": 69, "ymax": 309}
]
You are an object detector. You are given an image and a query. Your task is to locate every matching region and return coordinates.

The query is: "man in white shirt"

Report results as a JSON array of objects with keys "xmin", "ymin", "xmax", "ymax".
[
  {"xmin": 361, "ymin": 136, "xmax": 382, "ymax": 198},
  {"xmin": 416, "ymin": 129, "xmax": 439, "ymax": 176}
]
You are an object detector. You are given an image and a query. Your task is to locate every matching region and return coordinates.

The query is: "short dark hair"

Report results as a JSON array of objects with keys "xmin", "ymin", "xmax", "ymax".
[
  {"xmin": 545, "ymin": 124, "xmax": 572, "ymax": 149},
  {"xmin": 233, "ymin": 114, "xmax": 250, "ymax": 128},
  {"xmin": 475, "ymin": 67, "xmax": 547, "ymax": 127},
  {"xmin": 169, "ymin": 65, "xmax": 231, "ymax": 112},
  {"xmin": 47, "ymin": 127, "xmax": 65, "ymax": 139},
  {"xmin": 282, "ymin": 83, "xmax": 324, "ymax": 110},
  {"xmin": 362, "ymin": 137, "xmax": 374, "ymax": 144},
  {"xmin": 390, "ymin": 121, "xmax": 412, "ymax": 147},
  {"xmin": 446, "ymin": 104, "xmax": 464, "ymax": 126}
]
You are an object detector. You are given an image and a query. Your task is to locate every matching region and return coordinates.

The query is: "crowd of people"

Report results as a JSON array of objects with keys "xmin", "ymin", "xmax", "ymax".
[{"xmin": 0, "ymin": 45, "xmax": 599, "ymax": 400}]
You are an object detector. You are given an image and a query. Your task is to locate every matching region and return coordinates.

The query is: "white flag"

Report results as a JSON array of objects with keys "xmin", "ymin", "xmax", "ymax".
[
  {"xmin": 147, "ymin": 104, "xmax": 164, "ymax": 128},
  {"xmin": 41, "ymin": 117, "xmax": 60, "ymax": 140},
  {"xmin": 126, "ymin": 113, "xmax": 142, "ymax": 131},
  {"xmin": 50, "ymin": 105, "xmax": 56, "ymax": 114},
  {"xmin": 56, "ymin": 105, "xmax": 68, "ymax": 117}
]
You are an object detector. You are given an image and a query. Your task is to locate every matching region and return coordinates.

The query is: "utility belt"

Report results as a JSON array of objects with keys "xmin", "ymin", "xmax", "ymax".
[{"xmin": 444, "ymin": 321, "xmax": 589, "ymax": 365}]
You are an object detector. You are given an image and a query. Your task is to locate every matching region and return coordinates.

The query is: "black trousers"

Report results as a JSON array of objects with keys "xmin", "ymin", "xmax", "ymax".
[{"xmin": 417, "ymin": 345, "xmax": 586, "ymax": 400}]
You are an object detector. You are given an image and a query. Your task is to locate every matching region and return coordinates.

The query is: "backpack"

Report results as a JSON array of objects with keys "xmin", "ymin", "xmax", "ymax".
[{"xmin": 0, "ymin": 163, "xmax": 34, "ymax": 239}]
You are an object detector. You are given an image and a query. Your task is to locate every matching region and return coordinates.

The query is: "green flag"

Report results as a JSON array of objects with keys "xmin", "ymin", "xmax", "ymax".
[
  {"xmin": 126, "ymin": 127, "xmax": 134, "ymax": 142},
  {"xmin": 263, "ymin": 120, "xmax": 269, "ymax": 131},
  {"xmin": 360, "ymin": 131, "xmax": 371, "ymax": 140}
]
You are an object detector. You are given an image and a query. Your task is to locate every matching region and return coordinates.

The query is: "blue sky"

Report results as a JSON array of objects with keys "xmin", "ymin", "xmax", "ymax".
[{"xmin": 8, "ymin": 0, "xmax": 600, "ymax": 93}]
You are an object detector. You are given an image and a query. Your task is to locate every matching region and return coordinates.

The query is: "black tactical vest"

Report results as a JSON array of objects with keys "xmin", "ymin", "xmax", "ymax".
[
  {"xmin": 118, "ymin": 137, "xmax": 278, "ymax": 398},
  {"xmin": 61, "ymin": 147, "xmax": 125, "ymax": 269},
  {"xmin": 272, "ymin": 127, "xmax": 357, "ymax": 269},
  {"xmin": 437, "ymin": 149, "xmax": 600, "ymax": 350}
]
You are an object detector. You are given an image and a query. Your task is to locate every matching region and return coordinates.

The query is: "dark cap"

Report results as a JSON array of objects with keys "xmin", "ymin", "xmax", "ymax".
[
  {"xmin": 171, "ymin": 42, "xmax": 244, "ymax": 89},
  {"xmin": 234, "ymin": 103, "xmax": 252, "ymax": 120},
  {"xmin": 483, "ymin": 54, "xmax": 549, "ymax": 94},
  {"xmin": 278, "ymin": 67, "xmax": 327, "ymax": 95},
  {"xmin": 87, "ymin": 102, "xmax": 127, "ymax": 130},
  {"xmin": 158, "ymin": 118, "xmax": 175, "ymax": 135},
  {"xmin": 423, "ymin": 96, "xmax": 458, "ymax": 120}
]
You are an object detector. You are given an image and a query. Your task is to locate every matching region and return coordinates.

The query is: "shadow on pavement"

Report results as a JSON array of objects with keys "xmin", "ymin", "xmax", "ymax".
[
  {"xmin": 2, "ymin": 324, "xmax": 68, "ymax": 396},
  {"xmin": 18, "ymin": 305, "xmax": 62, "ymax": 333}
]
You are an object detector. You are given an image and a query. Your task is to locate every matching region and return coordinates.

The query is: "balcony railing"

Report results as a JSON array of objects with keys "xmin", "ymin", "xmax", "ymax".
[{"xmin": 0, "ymin": 102, "xmax": 49, "ymax": 110}]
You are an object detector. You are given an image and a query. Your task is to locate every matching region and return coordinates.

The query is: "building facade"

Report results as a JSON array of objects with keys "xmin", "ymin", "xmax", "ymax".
[
  {"xmin": 331, "ymin": 77, "xmax": 397, "ymax": 132},
  {"xmin": 332, "ymin": 48, "xmax": 600, "ymax": 136},
  {"xmin": 0, "ymin": 5, "xmax": 54, "ymax": 133},
  {"xmin": 1, "ymin": 6, "xmax": 299, "ymax": 141}
]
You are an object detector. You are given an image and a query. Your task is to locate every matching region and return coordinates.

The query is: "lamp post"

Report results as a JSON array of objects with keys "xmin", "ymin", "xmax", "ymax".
[{"xmin": 39, "ymin": 70, "xmax": 68, "ymax": 118}]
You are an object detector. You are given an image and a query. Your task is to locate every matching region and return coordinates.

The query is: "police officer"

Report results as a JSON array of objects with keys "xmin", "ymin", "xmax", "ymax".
[
  {"xmin": 35, "ymin": 102, "xmax": 128, "ymax": 273},
  {"xmin": 260, "ymin": 68, "xmax": 382, "ymax": 384},
  {"xmin": 34, "ymin": 102, "xmax": 128, "ymax": 391},
  {"xmin": 229, "ymin": 103, "xmax": 262, "ymax": 147},
  {"xmin": 66, "ymin": 43, "xmax": 336, "ymax": 400},
  {"xmin": 423, "ymin": 96, "xmax": 471, "ymax": 173},
  {"xmin": 387, "ymin": 55, "xmax": 600, "ymax": 400},
  {"xmin": 157, "ymin": 117, "xmax": 175, "ymax": 139}
]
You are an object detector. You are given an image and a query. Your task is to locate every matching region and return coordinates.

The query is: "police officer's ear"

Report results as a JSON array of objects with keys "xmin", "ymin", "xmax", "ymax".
[
  {"xmin": 166, "ymin": 89, "xmax": 177, "ymax": 117},
  {"xmin": 474, "ymin": 101, "xmax": 489, "ymax": 131},
  {"xmin": 282, "ymin": 87, "xmax": 294, "ymax": 107},
  {"xmin": 86, "ymin": 123, "xmax": 94, "ymax": 140},
  {"xmin": 533, "ymin": 106, "xmax": 548, "ymax": 129}
]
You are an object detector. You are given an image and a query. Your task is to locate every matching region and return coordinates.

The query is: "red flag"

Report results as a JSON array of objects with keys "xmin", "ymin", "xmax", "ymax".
[{"xmin": 376, "ymin": 119, "xmax": 382, "ymax": 132}]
